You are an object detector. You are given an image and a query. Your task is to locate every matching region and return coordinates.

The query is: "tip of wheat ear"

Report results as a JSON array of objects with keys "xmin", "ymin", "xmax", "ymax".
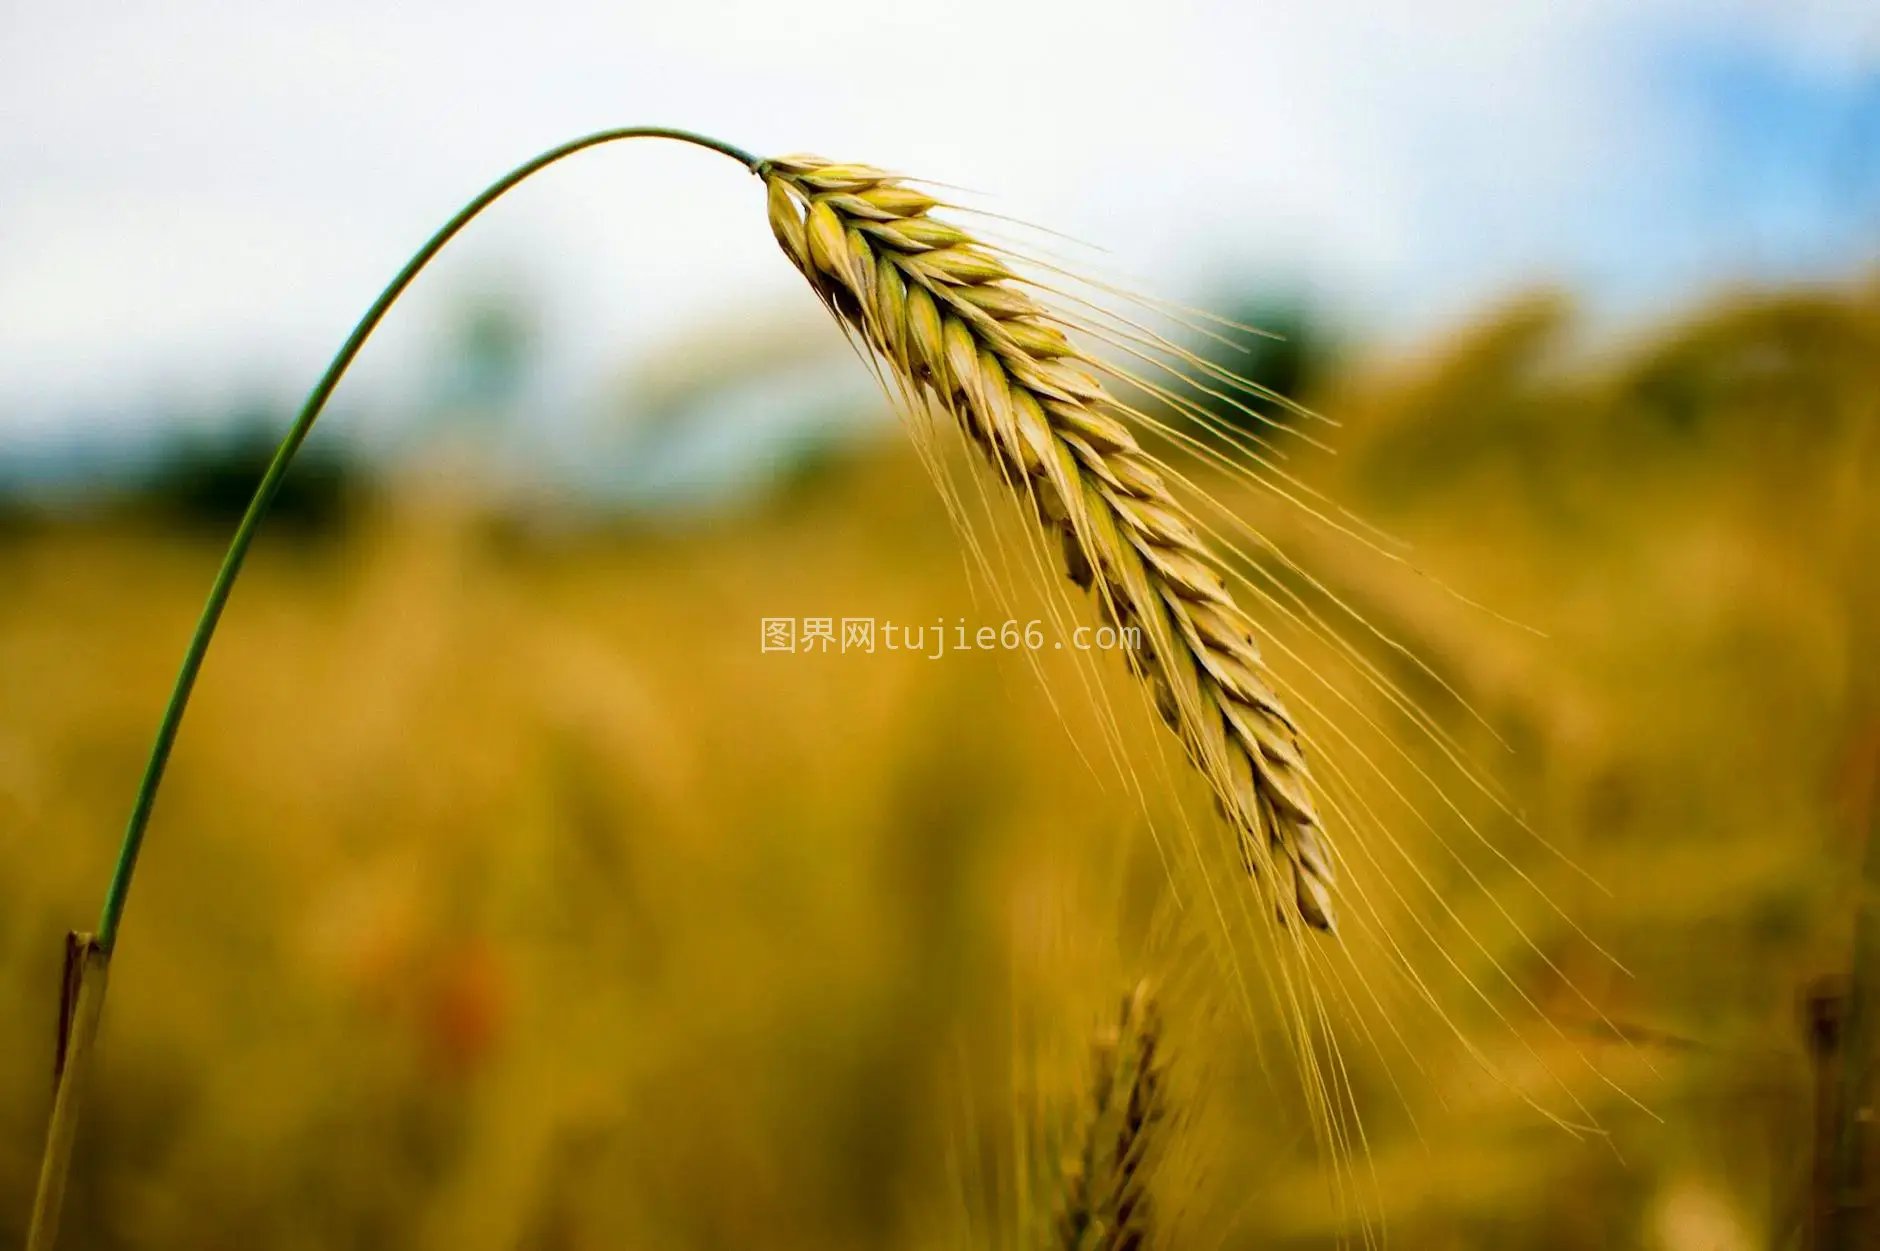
[{"xmin": 762, "ymin": 154, "xmax": 1336, "ymax": 933}]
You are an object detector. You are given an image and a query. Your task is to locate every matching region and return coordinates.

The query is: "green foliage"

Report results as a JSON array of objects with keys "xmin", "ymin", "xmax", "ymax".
[
  {"xmin": 132, "ymin": 409, "xmax": 364, "ymax": 538},
  {"xmin": 1173, "ymin": 294, "xmax": 1340, "ymax": 443}
]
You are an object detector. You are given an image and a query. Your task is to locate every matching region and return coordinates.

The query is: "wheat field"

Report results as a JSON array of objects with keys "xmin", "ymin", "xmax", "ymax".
[{"xmin": 3, "ymin": 274, "xmax": 1878, "ymax": 1248}]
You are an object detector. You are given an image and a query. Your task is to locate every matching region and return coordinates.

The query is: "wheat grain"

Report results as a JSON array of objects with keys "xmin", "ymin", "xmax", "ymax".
[{"xmin": 763, "ymin": 154, "xmax": 1336, "ymax": 931}]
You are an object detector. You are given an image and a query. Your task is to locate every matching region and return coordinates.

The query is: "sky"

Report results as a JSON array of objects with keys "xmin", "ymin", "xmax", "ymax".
[{"xmin": 1, "ymin": 0, "xmax": 1877, "ymax": 446}]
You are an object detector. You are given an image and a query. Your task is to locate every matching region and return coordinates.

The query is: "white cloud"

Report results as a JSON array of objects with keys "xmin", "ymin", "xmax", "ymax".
[{"xmin": 1, "ymin": 0, "xmax": 1874, "ymax": 426}]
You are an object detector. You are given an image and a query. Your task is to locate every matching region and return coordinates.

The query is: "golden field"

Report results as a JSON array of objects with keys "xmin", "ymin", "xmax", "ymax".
[{"xmin": 4, "ymin": 277, "xmax": 1879, "ymax": 1249}]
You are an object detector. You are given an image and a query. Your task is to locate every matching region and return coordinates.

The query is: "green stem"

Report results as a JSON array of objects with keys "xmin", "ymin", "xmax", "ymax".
[
  {"xmin": 95, "ymin": 125, "xmax": 759, "ymax": 953},
  {"xmin": 23, "ymin": 125, "xmax": 760, "ymax": 1251}
]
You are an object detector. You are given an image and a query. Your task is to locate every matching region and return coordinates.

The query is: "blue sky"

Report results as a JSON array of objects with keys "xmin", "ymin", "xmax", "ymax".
[
  {"xmin": 1354, "ymin": 10, "xmax": 1880, "ymax": 326},
  {"xmin": 1, "ymin": 0, "xmax": 1875, "ymax": 444},
  {"xmin": 1647, "ymin": 32, "xmax": 1880, "ymax": 282}
]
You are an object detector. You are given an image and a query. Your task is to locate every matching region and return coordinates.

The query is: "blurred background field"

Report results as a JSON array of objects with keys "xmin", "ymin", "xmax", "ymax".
[
  {"xmin": 6, "ymin": 3, "xmax": 1880, "ymax": 1249},
  {"xmin": 4, "ymin": 271, "xmax": 1878, "ymax": 1249}
]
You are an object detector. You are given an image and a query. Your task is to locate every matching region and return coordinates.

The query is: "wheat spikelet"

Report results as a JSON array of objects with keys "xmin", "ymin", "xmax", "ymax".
[
  {"xmin": 762, "ymin": 154, "xmax": 1336, "ymax": 930},
  {"xmin": 1055, "ymin": 981, "xmax": 1166, "ymax": 1251}
]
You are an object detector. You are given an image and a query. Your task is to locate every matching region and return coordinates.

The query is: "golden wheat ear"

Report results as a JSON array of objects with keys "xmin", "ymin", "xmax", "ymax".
[
  {"xmin": 762, "ymin": 154, "xmax": 1337, "ymax": 932},
  {"xmin": 1055, "ymin": 981, "xmax": 1166, "ymax": 1251}
]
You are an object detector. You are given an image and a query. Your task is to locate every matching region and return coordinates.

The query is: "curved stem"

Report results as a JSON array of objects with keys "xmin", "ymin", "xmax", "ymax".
[{"xmin": 94, "ymin": 126, "xmax": 761, "ymax": 953}]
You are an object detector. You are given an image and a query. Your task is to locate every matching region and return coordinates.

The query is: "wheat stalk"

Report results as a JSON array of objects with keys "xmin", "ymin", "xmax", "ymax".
[
  {"xmin": 763, "ymin": 155, "xmax": 1336, "ymax": 930},
  {"xmin": 1055, "ymin": 981, "xmax": 1167, "ymax": 1251}
]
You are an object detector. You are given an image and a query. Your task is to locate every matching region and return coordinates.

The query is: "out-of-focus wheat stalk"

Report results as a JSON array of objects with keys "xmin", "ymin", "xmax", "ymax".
[
  {"xmin": 763, "ymin": 156, "xmax": 1337, "ymax": 932},
  {"xmin": 1055, "ymin": 982, "xmax": 1167, "ymax": 1251}
]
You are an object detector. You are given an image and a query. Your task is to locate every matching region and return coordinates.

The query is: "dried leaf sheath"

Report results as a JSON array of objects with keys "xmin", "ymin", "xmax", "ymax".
[{"xmin": 762, "ymin": 155, "xmax": 1336, "ymax": 930}]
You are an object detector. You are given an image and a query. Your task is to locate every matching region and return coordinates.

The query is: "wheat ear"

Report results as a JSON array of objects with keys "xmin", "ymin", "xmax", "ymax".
[
  {"xmin": 1056, "ymin": 982, "xmax": 1167, "ymax": 1251},
  {"xmin": 763, "ymin": 155, "xmax": 1335, "ymax": 930}
]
